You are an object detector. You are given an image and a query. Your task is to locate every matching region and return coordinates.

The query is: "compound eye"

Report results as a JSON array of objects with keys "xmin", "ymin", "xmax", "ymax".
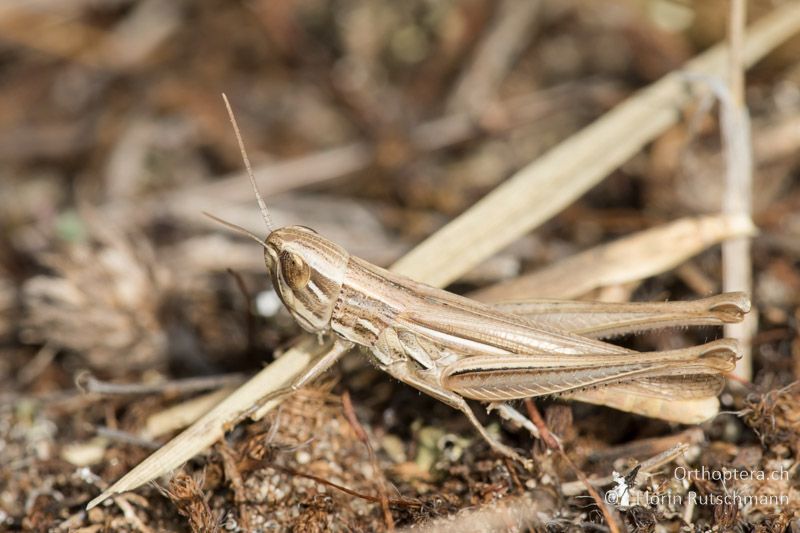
[{"xmin": 280, "ymin": 251, "xmax": 310, "ymax": 290}]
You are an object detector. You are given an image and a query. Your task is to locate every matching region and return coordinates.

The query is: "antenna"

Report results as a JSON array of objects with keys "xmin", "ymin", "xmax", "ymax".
[
  {"xmin": 203, "ymin": 211, "xmax": 269, "ymax": 250},
  {"xmin": 222, "ymin": 93, "xmax": 275, "ymax": 234}
]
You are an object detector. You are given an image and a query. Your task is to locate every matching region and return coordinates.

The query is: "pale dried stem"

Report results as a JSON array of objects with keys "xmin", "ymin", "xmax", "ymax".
[
  {"xmin": 86, "ymin": 4, "xmax": 800, "ymax": 508},
  {"xmin": 141, "ymin": 388, "xmax": 234, "ymax": 440},
  {"xmin": 472, "ymin": 214, "xmax": 755, "ymax": 301},
  {"xmin": 80, "ymin": 373, "xmax": 244, "ymax": 396},
  {"xmin": 729, "ymin": 0, "xmax": 746, "ymax": 107},
  {"xmin": 96, "ymin": 427, "xmax": 160, "ymax": 450},
  {"xmin": 723, "ymin": 0, "xmax": 756, "ymax": 381}
]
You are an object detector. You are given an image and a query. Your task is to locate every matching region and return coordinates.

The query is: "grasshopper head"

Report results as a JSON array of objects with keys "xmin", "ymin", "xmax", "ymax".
[{"xmin": 264, "ymin": 226, "xmax": 349, "ymax": 333}]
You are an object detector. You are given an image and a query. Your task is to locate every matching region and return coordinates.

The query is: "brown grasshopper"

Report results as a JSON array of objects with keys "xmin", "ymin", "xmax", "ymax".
[{"xmin": 214, "ymin": 96, "xmax": 746, "ymax": 464}]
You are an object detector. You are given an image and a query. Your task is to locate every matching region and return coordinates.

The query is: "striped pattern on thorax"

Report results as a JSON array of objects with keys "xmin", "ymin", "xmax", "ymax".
[{"xmin": 330, "ymin": 257, "xmax": 408, "ymax": 347}]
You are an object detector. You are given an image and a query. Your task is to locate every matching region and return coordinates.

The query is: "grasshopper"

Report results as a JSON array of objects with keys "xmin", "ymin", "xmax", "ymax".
[{"xmin": 215, "ymin": 96, "xmax": 746, "ymax": 464}]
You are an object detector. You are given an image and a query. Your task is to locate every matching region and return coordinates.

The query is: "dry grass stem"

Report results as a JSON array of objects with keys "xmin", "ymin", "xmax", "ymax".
[
  {"xmin": 473, "ymin": 213, "xmax": 755, "ymax": 301},
  {"xmin": 141, "ymin": 387, "xmax": 235, "ymax": 440},
  {"xmin": 79, "ymin": 373, "xmax": 244, "ymax": 396},
  {"xmin": 723, "ymin": 0, "xmax": 756, "ymax": 380}
]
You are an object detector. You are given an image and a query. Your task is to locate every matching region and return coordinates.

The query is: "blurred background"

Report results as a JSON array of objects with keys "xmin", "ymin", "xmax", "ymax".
[{"xmin": 2, "ymin": 0, "xmax": 800, "ymax": 530}]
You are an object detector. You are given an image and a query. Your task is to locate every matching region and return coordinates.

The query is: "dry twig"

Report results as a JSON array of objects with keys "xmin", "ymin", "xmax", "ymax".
[{"xmin": 342, "ymin": 391, "xmax": 394, "ymax": 531}]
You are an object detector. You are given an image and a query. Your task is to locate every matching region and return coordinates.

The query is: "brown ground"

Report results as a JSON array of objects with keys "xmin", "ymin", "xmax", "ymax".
[{"xmin": 1, "ymin": 1, "xmax": 800, "ymax": 531}]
